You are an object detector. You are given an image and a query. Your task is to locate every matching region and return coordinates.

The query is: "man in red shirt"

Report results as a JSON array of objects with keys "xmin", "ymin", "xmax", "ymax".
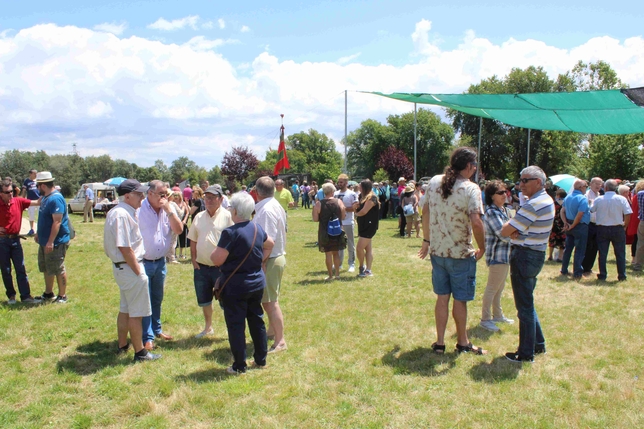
[{"xmin": 0, "ymin": 179, "xmax": 41, "ymax": 304}]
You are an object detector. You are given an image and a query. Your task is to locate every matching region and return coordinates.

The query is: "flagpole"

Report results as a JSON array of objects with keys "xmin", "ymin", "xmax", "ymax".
[{"xmin": 281, "ymin": 114, "xmax": 285, "ymax": 175}]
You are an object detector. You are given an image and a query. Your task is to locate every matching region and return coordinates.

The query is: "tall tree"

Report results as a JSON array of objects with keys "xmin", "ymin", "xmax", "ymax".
[
  {"xmin": 287, "ymin": 129, "xmax": 342, "ymax": 183},
  {"xmin": 221, "ymin": 146, "xmax": 259, "ymax": 187},
  {"xmin": 376, "ymin": 146, "xmax": 414, "ymax": 182},
  {"xmin": 346, "ymin": 119, "xmax": 392, "ymax": 179},
  {"xmin": 83, "ymin": 155, "xmax": 115, "ymax": 183}
]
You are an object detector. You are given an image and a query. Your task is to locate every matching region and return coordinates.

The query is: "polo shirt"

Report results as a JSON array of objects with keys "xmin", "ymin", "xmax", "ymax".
[
  {"xmin": 590, "ymin": 191, "xmax": 632, "ymax": 226},
  {"xmin": 0, "ymin": 197, "xmax": 31, "ymax": 235},
  {"xmin": 103, "ymin": 202, "xmax": 145, "ymax": 263},
  {"xmin": 509, "ymin": 188, "xmax": 555, "ymax": 252},
  {"xmin": 37, "ymin": 191, "xmax": 70, "ymax": 246},
  {"xmin": 253, "ymin": 197, "xmax": 287, "ymax": 258},
  {"xmin": 187, "ymin": 207, "xmax": 234, "ymax": 266},
  {"xmin": 218, "ymin": 221, "xmax": 267, "ymax": 296},
  {"xmin": 138, "ymin": 198, "xmax": 173, "ymax": 260},
  {"xmin": 275, "ymin": 188, "xmax": 294, "ymax": 212},
  {"xmin": 562, "ymin": 190, "xmax": 590, "ymax": 224},
  {"xmin": 637, "ymin": 190, "xmax": 644, "ymax": 221}
]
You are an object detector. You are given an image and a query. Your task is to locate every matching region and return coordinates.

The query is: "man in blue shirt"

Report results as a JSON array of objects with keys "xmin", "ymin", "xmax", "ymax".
[
  {"xmin": 560, "ymin": 179, "xmax": 590, "ymax": 279},
  {"xmin": 35, "ymin": 172, "xmax": 71, "ymax": 303},
  {"xmin": 21, "ymin": 169, "xmax": 39, "ymax": 236},
  {"xmin": 83, "ymin": 184, "xmax": 95, "ymax": 223}
]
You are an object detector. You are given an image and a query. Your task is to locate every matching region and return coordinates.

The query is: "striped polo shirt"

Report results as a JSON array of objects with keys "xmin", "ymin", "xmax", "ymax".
[{"xmin": 509, "ymin": 188, "xmax": 555, "ymax": 252}]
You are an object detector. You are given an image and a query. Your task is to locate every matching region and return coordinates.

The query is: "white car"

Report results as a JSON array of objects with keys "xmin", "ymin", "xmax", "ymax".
[{"xmin": 68, "ymin": 183, "xmax": 117, "ymax": 214}]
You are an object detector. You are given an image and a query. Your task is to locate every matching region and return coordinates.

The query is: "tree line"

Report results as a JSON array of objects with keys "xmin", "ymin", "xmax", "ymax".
[{"xmin": 3, "ymin": 61, "xmax": 642, "ymax": 196}]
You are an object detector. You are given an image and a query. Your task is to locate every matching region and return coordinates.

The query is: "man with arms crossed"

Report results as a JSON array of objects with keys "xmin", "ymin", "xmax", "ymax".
[
  {"xmin": 501, "ymin": 166, "xmax": 555, "ymax": 363},
  {"xmin": 0, "ymin": 179, "xmax": 41, "ymax": 304},
  {"xmin": 419, "ymin": 147, "xmax": 487, "ymax": 355},
  {"xmin": 21, "ymin": 169, "xmax": 39, "ymax": 236},
  {"xmin": 104, "ymin": 179, "xmax": 160, "ymax": 362},
  {"xmin": 335, "ymin": 174, "xmax": 358, "ymax": 273},
  {"xmin": 35, "ymin": 172, "xmax": 71, "ymax": 303},
  {"xmin": 188, "ymin": 185, "xmax": 234, "ymax": 338},
  {"xmin": 138, "ymin": 180, "xmax": 183, "ymax": 350},
  {"xmin": 253, "ymin": 176, "xmax": 288, "ymax": 353}
]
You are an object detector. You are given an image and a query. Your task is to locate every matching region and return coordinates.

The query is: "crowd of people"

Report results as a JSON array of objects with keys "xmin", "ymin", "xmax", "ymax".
[{"xmin": 2, "ymin": 154, "xmax": 638, "ymax": 370}]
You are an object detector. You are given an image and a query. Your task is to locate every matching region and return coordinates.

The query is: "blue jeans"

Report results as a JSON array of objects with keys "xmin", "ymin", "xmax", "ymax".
[
  {"xmin": 596, "ymin": 225, "xmax": 627, "ymax": 280},
  {"xmin": 0, "ymin": 237, "xmax": 32, "ymax": 300},
  {"xmin": 560, "ymin": 222, "xmax": 588, "ymax": 277},
  {"xmin": 510, "ymin": 246, "xmax": 546, "ymax": 359},
  {"xmin": 220, "ymin": 289, "xmax": 267, "ymax": 372},
  {"xmin": 142, "ymin": 258, "xmax": 167, "ymax": 343}
]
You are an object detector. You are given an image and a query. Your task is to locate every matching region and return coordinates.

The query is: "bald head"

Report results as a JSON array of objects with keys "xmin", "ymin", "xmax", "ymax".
[
  {"xmin": 573, "ymin": 179, "xmax": 587, "ymax": 191},
  {"xmin": 604, "ymin": 179, "xmax": 618, "ymax": 192}
]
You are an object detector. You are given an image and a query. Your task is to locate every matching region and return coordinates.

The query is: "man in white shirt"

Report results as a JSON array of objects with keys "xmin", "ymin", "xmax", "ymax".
[
  {"xmin": 334, "ymin": 174, "xmax": 358, "ymax": 272},
  {"xmin": 187, "ymin": 185, "xmax": 234, "ymax": 338},
  {"xmin": 253, "ymin": 176, "xmax": 288, "ymax": 352},
  {"xmin": 582, "ymin": 177, "xmax": 603, "ymax": 274},
  {"xmin": 138, "ymin": 180, "xmax": 183, "ymax": 350},
  {"xmin": 103, "ymin": 179, "xmax": 160, "ymax": 362},
  {"xmin": 590, "ymin": 179, "xmax": 632, "ymax": 281}
]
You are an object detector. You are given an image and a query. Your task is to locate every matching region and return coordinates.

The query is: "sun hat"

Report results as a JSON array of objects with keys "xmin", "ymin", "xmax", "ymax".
[
  {"xmin": 404, "ymin": 184, "xmax": 415, "ymax": 193},
  {"xmin": 398, "ymin": 177, "xmax": 406, "ymax": 183},
  {"xmin": 35, "ymin": 171, "xmax": 55, "ymax": 183}
]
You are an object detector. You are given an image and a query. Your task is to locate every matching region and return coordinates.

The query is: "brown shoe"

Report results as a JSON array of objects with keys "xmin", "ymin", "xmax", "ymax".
[
  {"xmin": 144, "ymin": 341, "xmax": 155, "ymax": 350},
  {"xmin": 155, "ymin": 332, "xmax": 174, "ymax": 341}
]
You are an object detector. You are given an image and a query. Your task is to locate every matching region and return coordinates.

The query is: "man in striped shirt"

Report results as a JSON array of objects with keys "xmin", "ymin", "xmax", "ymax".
[{"xmin": 501, "ymin": 166, "xmax": 555, "ymax": 363}]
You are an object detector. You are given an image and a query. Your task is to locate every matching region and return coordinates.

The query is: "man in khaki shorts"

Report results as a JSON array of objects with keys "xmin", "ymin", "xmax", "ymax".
[
  {"xmin": 104, "ymin": 179, "xmax": 160, "ymax": 362},
  {"xmin": 253, "ymin": 176, "xmax": 288, "ymax": 353}
]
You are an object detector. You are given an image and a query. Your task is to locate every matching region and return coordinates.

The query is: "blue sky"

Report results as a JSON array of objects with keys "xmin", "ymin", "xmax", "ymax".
[{"xmin": 1, "ymin": 0, "xmax": 642, "ymax": 168}]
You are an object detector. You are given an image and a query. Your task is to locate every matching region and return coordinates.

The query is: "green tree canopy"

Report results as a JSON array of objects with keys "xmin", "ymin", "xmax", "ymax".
[{"xmin": 287, "ymin": 129, "xmax": 342, "ymax": 183}]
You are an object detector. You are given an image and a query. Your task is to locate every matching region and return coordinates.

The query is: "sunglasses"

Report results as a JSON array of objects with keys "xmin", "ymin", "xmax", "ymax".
[
  {"xmin": 519, "ymin": 178, "xmax": 538, "ymax": 184},
  {"xmin": 495, "ymin": 190, "xmax": 507, "ymax": 195},
  {"xmin": 1, "ymin": 191, "xmax": 12, "ymax": 195},
  {"xmin": 151, "ymin": 191, "xmax": 169, "ymax": 198}
]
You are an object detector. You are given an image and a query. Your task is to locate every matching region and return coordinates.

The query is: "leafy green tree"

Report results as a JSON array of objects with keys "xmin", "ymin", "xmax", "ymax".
[
  {"xmin": 0, "ymin": 149, "xmax": 50, "ymax": 185},
  {"xmin": 48, "ymin": 154, "xmax": 85, "ymax": 197},
  {"xmin": 588, "ymin": 134, "xmax": 644, "ymax": 179},
  {"xmin": 346, "ymin": 119, "xmax": 393, "ymax": 179},
  {"xmin": 287, "ymin": 129, "xmax": 342, "ymax": 183},
  {"xmin": 208, "ymin": 166, "xmax": 224, "ymax": 185},
  {"xmin": 153, "ymin": 159, "xmax": 171, "ymax": 183},
  {"xmin": 169, "ymin": 156, "xmax": 200, "ymax": 185},
  {"xmin": 373, "ymin": 168, "xmax": 389, "ymax": 183},
  {"xmin": 83, "ymin": 155, "xmax": 114, "ymax": 183}
]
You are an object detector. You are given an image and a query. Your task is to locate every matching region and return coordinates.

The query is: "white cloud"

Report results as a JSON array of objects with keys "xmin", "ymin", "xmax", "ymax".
[
  {"xmin": 93, "ymin": 22, "xmax": 127, "ymax": 35},
  {"xmin": 147, "ymin": 15, "xmax": 200, "ymax": 31},
  {"xmin": 202, "ymin": 21, "xmax": 214, "ymax": 30},
  {"xmin": 0, "ymin": 29, "xmax": 13, "ymax": 38},
  {"xmin": 241, "ymin": 25, "xmax": 250, "ymax": 33},
  {"xmin": 337, "ymin": 53, "xmax": 361, "ymax": 65},
  {"xmin": 1, "ymin": 21, "xmax": 643, "ymax": 168},
  {"xmin": 218, "ymin": 19, "xmax": 226, "ymax": 29}
]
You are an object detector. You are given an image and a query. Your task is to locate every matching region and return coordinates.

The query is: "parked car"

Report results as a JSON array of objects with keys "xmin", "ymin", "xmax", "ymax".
[{"xmin": 68, "ymin": 183, "xmax": 117, "ymax": 214}]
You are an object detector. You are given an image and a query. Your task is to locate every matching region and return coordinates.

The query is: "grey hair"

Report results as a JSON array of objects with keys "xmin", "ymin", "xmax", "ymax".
[
  {"xmin": 604, "ymin": 179, "xmax": 618, "ymax": 192},
  {"xmin": 255, "ymin": 176, "xmax": 275, "ymax": 198},
  {"xmin": 148, "ymin": 180, "xmax": 165, "ymax": 192},
  {"xmin": 322, "ymin": 182, "xmax": 336, "ymax": 196},
  {"xmin": 618, "ymin": 185, "xmax": 630, "ymax": 196},
  {"xmin": 229, "ymin": 192, "xmax": 255, "ymax": 221},
  {"xmin": 520, "ymin": 166, "xmax": 547, "ymax": 187}
]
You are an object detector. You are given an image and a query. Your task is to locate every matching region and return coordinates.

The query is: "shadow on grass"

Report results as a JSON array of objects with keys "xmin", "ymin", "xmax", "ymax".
[
  {"xmin": 1, "ymin": 302, "xmax": 45, "ymax": 311},
  {"xmin": 460, "ymin": 325, "xmax": 495, "ymax": 342},
  {"xmin": 175, "ymin": 367, "xmax": 233, "ymax": 383},
  {"xmin": 157, "ymin": 336, "xmax": 225, "ymax": 351},
  {"xmin": 56, "ymin": 340, "xmax": 128, "ymax": 375},
  {"xmin": 204, "ymin": 346, "xmax": 234, "ymax": 365},
  {"xmin": 468, "ymin": 356, "xmax": 522, "ymax": 383},
  {"xmin": 381, "ymin": 346, "xmax": 457, "ymax": 377}
]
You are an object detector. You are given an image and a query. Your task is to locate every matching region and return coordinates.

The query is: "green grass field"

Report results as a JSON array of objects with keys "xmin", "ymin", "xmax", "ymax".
[{"xmin": 1, "ymin": 209, "xmax": 643, "ymax": 428}]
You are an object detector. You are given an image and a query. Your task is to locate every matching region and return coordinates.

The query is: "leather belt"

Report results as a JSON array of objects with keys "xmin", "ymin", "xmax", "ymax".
[
  {"xmin": 0, "ymin": 234, "xmax": 20, "ymax": 239},
  {"xmin": 114, "ymin": 260, "xmax": 143, "ymax": 268},
  {"xmin": 143, "ymin": 257, "xmax": 165, "ymax": 263}
]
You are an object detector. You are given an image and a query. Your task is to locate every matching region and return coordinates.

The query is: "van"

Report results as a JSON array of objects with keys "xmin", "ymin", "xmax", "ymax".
[{"xmin": 68, "ymin": 183, "xmax": 117, "ymax": 214}]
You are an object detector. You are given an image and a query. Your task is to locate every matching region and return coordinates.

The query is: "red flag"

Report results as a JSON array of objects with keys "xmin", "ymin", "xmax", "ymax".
[{"xmin": 273, "ymin": 125, "xmax": 290, "ymax": 175}]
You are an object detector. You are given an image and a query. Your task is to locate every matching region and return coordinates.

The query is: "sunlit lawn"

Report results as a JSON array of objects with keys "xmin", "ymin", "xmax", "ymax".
[{"xmin": 0, "ymin": 208, "xmax": 643, "ymax": 428}]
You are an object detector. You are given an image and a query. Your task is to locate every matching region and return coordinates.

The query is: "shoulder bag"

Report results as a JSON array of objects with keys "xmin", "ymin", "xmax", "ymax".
[{"xmin": 213, "ymin": 223, "xmax": 258, "ymax": 301}]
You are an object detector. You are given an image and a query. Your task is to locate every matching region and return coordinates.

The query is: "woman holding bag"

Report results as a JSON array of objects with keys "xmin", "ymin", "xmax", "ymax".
[
  {"xmin": 313, "ymin": 182, "xmax": 346, "ymax": 281},
  {"xmin": 210, "ymin": 192, "xmax": 274, "ymax": 374}
]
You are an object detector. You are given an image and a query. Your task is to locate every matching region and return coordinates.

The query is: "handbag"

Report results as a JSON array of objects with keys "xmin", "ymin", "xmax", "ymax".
[
  {"xmin": 213, "ymin": 223, "xmax": 258, "ymax": 301},
  {"xmin": 403, "ymin": 203, "xmax": 414, "ymax": 216}
]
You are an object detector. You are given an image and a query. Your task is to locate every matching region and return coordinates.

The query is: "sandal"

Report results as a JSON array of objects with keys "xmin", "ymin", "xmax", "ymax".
[
  {"xmin": 431, "ymin": 342, "xmax": 445, "ymax": 354},
  {"xmin": 456, "ymin": 342, "xmax": 488, "ymax": 355}
]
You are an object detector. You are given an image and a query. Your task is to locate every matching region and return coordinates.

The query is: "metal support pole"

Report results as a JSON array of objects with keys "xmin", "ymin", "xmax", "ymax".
[
  {"xmin": 344, "ymin": 90, "xmax": 348, "ymax": 173},
  {"xmin": 526, "ymin": 129, "xmax": 531, "ymax": 167},
  {"xmin": 413, "ymin": 103, "xmax": 417, "ymax": 181},
  {"xmin": 476, "ymin": 117, "xmax": 482, "ymax": 183}
]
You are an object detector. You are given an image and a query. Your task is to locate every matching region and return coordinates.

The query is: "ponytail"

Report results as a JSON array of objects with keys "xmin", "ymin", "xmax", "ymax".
[{"xmin": 440, "ymin": 147, "xmax": 477, "ymax": 200}]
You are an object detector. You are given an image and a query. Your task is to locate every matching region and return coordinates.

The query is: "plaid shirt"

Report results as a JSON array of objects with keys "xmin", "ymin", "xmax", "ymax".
[
  {"xmin": 638, "ymin": 191, "xmax": 644, "ymax": 221},
  {"xmin": 484, "ymin": 204, "xmax": 511, "ymax": 266}
]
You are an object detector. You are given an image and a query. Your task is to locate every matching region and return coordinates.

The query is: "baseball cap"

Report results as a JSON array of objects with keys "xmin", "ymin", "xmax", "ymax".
[
  {"xmin": 117, "ymin": 179, "xmax": 149, "ymax": 196},
  {"xmin": 204, "ymin": 185, "xmax": 223, "ymax": 196}
]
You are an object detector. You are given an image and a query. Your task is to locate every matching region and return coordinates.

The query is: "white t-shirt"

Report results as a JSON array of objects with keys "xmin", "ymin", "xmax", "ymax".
[
  {"xmin": 253, "ymin": 197, "xmax": 287, "ymax": 258},
  {"xmin": 334, "ymin": 189, "xmax": 358, "ymax": 225}
]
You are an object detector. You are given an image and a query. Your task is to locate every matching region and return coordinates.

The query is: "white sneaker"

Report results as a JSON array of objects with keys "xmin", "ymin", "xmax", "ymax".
[
  {"xmin": 348, "ymin": 265, "xmax": 355, "ymax": 273},
  {"xmin": 492, "ymin": 316, "xmax": 515, "ymax": 324},
  {"xmin": 479, "ymin": 320, "xmax": 500, "ymax": 332},
  {"xmin": 195, "ymin": 328, "xmax": 214, "ymax": 339},
  {"xmin": 7, "ymin": 297, "xmax": 16, "ymax": 305}
]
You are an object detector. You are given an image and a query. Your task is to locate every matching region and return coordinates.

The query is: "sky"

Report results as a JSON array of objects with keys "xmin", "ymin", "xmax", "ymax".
[{"xmin": 1, "ymin": 0, "xmax": 643, "ymax": 169}]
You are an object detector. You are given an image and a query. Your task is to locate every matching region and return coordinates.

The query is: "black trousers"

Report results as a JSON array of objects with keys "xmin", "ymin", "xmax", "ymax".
[
  {"xmin": 221, "ymin": 289, "xmax": 267, "ymax": 372},
  {"xmin": 582, "ymin": 222, "xmax": 598, "ymax": 272}
]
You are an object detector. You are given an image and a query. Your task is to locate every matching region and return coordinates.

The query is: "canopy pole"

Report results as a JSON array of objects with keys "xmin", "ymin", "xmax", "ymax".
[
  {"xmin": 476, "ymin": 117, "xmax": 482, "ymax": 183},
  {"xmin": 414, "ymin": 103, "xmax": 417, "ymax": 181},
  {"xmin": 526, "ymin": 129, "xmax": 531, "ymax": 167},
  {"xmin": 344, "ymin": 90, "xmax": 348, "ymax": 173}
]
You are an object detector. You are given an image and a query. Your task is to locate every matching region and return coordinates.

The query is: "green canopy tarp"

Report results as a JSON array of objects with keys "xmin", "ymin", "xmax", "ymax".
[{"xmin": 366, "ymin": 87, "xmax": 644, "ymax": 135}]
